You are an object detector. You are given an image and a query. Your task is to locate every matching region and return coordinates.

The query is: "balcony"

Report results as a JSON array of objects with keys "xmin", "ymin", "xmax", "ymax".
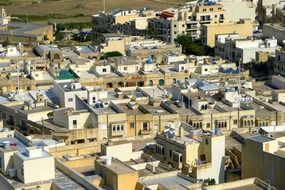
[
  {"xmin": 140, "ymin": 129, "xmax": 151, "ymax": 135},
  {"xmin": 111, "ymin": 130, "xmax": 124, "ymax": 137}
]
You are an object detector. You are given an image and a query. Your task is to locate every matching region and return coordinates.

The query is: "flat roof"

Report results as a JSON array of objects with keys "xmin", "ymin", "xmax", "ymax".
[
  {"xmin": 116, "ymin": 104, "xmax": 144, "ymax": 115},
  {"xmin": 141, "ymin": 173, "xmax": 195, "ymax": 188},
  {"xmin": 15, "ymin": 148, "xmax": 51, "ymax": 161},
  {"xmin": 0, "ymin": 137, "xmax": 26, "ymax": 153},
  {"xmin": 140, "ymin": 104, "xmax": 171, "ymax": 115},
  {"xmin": 53, "ymin": 169, "xmax": 86, "ymax": 190},
  {"xmin": 10, "ymin": 104, "xmax": 53, "ymax": 115},
  {"xmin": 248, "ymin": 135, "xmax": 273, "ymax": 143},
  {"xmin": 98, "ymin": 158, "xmax": 136, "ymax": 175}
]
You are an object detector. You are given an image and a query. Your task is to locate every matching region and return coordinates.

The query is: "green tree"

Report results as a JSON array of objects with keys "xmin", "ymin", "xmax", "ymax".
[
  {"xmin": 203, "ymin": 178, "xmax": 216, "ymax": 186},
  {"xmin": 100, "ymin": 51, "xmax": 123, "ymax": 60},
  {"xmin": 174, "ymin": 34, "xmax": 208, "ymax": 56}
]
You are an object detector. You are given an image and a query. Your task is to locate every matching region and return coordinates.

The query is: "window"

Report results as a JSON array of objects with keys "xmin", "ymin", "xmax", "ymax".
[
  {"xmin": 68, "ymin": 98, "xmax": 73, "ymax": 102},
  {"xmin": 173, "ymin": 153, "xmax": 180, "ymax": 162},
  {"xmin": 233, "ymin": 120, "xmax": 238, "ymax": 125},
  {"xmin": 210, "ymin": 8, "xmax": 213, "ymax": 11},
  {"xmin": 143, "ymin": 121, "xmax": 149, "ymax": 131},
  {"xmin": 112, "ymin": 126, "xmax": 116, "ymax": 131},
  {"xmin": 169, "ymin": 150, "xmax": 172, "ymax": 157},
  {"xmin": 102, "ymin": 68, "xmax": 107, "ymax": 72},
  {"xmin": 174, "ymin": 24, "xmax": 177, "ymax": 28},
  {"xmin": 206, "ymin": 123, "xmax": 211, "ymax": 128},
  {"xmin": 203, "ymin": 9, "xmax": 206, "ymax": 12},
  {"xmin": 181, "ymin": 66, "xmax": 184, "ymax": 71},
  {"xmin": 130, "ymin": 123, "xmax": 135, "ymax": 128},
  {"xmin": 73, "ymin": 120, "xmax": 77, "ymax": 126},
  {"xmin": 205, "ymin": 139, "xmax": 208, "ymax": 145},
  {"xmin": 117, "ymin": 125, "xmax": 120, "ymax": 131},
  {"xmin": 124, "ymin": 67, "xmax": 127, "ymax": 71},
  {"xmin": 120, "ymin": 125, "xmax": 124, "ymax": 131}
]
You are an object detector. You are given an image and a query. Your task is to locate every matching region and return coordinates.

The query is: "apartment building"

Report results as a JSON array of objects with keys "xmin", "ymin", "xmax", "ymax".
[
  {"xmin": 99, "ymin": 35, "xmax": 126, "ymax": 55},
  {"xmin": 215, "ymin": 34, "xmax": 278, "ymax": 64},
  {"xmin": 201, "ymin": 19, "xmax": 253, "ymax": 47},
  {"xmin": 0, "ymin": 130, "xmax": 55, "ymax": 189},
  {"xmin": 242, "ymin": 130, "xmax": 285, "ymax": 189},
  {"xmin": 214, "ymin": 0, "xmax": 256, "ymax": 22},
  {"xmin": 177, "ymin": 1, "xmax": 225, "ymax": 37},
  {"xmin": 0, "ymin": 93, "xmax": 54, "ymax": 134},
  {"xmin": 126, "ymin": 38, "xmax": 182, "ymax": 63},
  {"xmin": 149, "ymin": 1, "xmax": 225, "ymax": 43},
  {"xmin": 95, "ymin": 157, "xmax": 139, "ymax": 190},
  {"xmin": 154, "ymin": 125, "xmax": 225, "ymax": 184},
  {"xmin": 53, "ymin": 81, "xmax": 88, "ymax": 109},
  {"xmin": 92, "ymin": 8, "xmax": 155, "ymax": 34}
]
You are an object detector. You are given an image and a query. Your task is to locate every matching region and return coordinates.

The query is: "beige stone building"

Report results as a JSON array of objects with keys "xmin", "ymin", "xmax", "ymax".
[
  {"xmin": 95, "ymin": 157, "xmax": 139, "ymax": 190},
  {"xmin": 154, "ymin": 125, "xmax": 225, "ymax": 184},
  {"xmin": 201, "ymin": 19, "xmax": 253, "ymax": 47},
  {"xmin": 242, "ymin": 133, "xmax": 285, "ymax": 189}
]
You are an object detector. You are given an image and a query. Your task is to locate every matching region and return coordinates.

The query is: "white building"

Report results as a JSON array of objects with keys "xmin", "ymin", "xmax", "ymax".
[
  {"xmin": 215, "ymin": 34, "xmax": 278, "ymax": 63},
  {"xmin": 53, "ymin": 81, "xmax": 88, "ymax": 109},
  {"xmin": 93, "ymin": 62, "xmax": 112, "ymax": 75},
  {"xmin": 0, "ymin": 131, "xmax": 55, "ymax": 185},
  {"xmin": 214, "ymin": 0, "xmax": 256, "ymax": 22},
  {"xmin": 114, "ymin": 57, "xmax": 141, "ymax": 75}
]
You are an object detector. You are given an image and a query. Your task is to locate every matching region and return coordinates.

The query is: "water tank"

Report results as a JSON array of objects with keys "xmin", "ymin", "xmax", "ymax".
[
  {"xmin": 3, "ymin": 141, "xmax": 10, "ymax": 149},
  {"xmin": 8, "ymin": 168, "xmax": 16, "ymax": 178},
  {"xmin": 105, "ymin": 157, "xmax": 112, "ymax": 166}
]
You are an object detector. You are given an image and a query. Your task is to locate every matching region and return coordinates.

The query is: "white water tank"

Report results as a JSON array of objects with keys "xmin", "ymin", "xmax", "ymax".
[
  {"xmin": 3, "ymin": 141, "xmax": 10, "ymax": 149},
  {"xmin": 105, "ymin": 157, "xmax": 112, "ymax": 166}
]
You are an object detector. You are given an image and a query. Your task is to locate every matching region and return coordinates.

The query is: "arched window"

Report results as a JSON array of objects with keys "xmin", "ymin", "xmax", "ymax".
[
  {"xmin": 159, "ymin": 79, "xmax": 165, "ymax": 86},
  {"xmin": 106, "ymin": 83, "xmax": 113, "ymax": 88},
  {"xmin": 118, "ymin": 82, "xmax": 124, "ymax": 87},
  {"xmin": 149, "ymin": 80, "xmax": 153, "ymax": 86}
]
